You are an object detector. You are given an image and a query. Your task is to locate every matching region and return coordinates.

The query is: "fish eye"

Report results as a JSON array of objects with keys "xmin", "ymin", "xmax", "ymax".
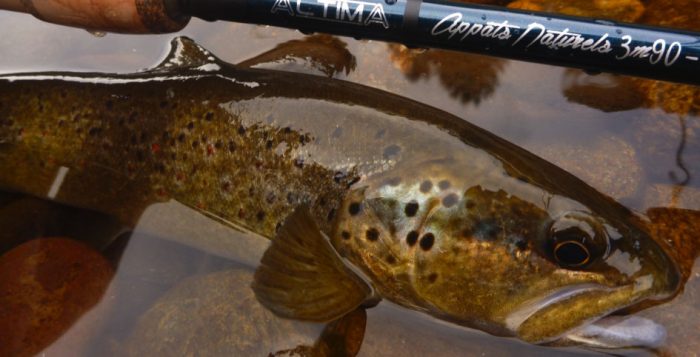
[
  {"xmin": 546, "ymin": 212, "xmax": 609, "ymax": 269},
  {"xmin": 553, "ymin": 237, "xmax": 590, "ymax": 267}
]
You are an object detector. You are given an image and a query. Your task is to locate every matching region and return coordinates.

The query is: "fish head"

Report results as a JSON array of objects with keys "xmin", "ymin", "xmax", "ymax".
[{"xmin": 332, "ymin": 159, "xmax": 679, "ymax": 345}]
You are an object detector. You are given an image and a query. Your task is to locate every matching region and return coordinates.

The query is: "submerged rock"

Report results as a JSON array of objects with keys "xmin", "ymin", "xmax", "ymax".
[
  {"xmin": 125, "ymin": 269, "xmax": 320, "ymax": 356},
  {"xmin": 507, "ymin": 0, "xmax": 645, "ymax": 22},
  {"xmin": 532, "ymin": 135, "xmax": 642, "ymax": 200},
  {"xmin": 0, "ymin": 237, "xmax": 114, "ymax": 357}
]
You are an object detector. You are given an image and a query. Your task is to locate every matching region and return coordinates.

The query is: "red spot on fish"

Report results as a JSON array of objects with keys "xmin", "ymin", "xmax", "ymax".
[
  {"xmin": 175, "ymin": 172, "xmax": 186, "ymax": 182},
  {"xmin": 206, "ymin": 144, "xmax": 214, "ymax": 156},
  {"xmin": 151, "ymin": 143, "xmax": 161, "ymax": 154},
  {"xmin": 238, "ymin": 208, "xmax": 245, "ymax": 219},
  {"xmin": 156, "ymin": 188, "xmax": 168, "ymax": 197}
]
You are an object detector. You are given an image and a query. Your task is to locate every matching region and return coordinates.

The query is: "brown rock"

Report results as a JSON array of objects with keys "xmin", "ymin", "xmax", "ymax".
[
  {"xmin": 0, "ymin": 237, "xmax": 114, "ymax": 357},
  {"xmin": 646, "ymin": 206, "xmax": 700, "ymax": 282},
  {"xmin": 508, "ymin": 0, "xmax": 645, "ymax": 22},
  {"xmin": 641, "ymin": 0, "xmax": 700, "ymax": 31},
  {"xmin": 629, "ymin": 0, "xmax": 700, "ymax": 116}
]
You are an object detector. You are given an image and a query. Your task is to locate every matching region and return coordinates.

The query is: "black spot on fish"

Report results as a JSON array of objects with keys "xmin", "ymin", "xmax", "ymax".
[
  {"xmin": 177, "ymin": 133, "xmax": 186, "ymax": 143},
  {"xmin": 256, "ymin": 211, "xmax": 266, "ymax": 221},
  {"xmin": 327, "ymin": 208, "xmax": 336, "ymax": 221},
  {"xmin": 420, "ymin": 233, "xmax": 435, "ymax": 251},
  {"xmin": 275, "ymin": 222, "xmax": 282, "ymax": 232},
  {"xmin": 348, "ymin": 202, "xmax": 361, "ymax": 216},
  {"xmin": 187, "ymin": 121, "xmax": 194, "ymax": 130},
  {"xmin": 382, "ymin": 145, "xmax": 401, "ymax": 159},
  {"xmin": 341, "ymin": 230, "xmax": 351, "ymax": 240},
  {"xmin": 419, "ymin": 180, "xmax": 433, "ymax": 193},
  {"xmin": 386, "ymin": 255, "xmax": 397, "ymax": 265},
  {"xmin": 404, "ymin": 201, "xmax": 419, "ymax": 217},
  {"xmin": 204, "ymin": 111, "xmax": 214, "ymax": 121},
  {"xmin": 266, "ymin": 140, "xmax": 274, "ymax": 149},
  {"xmin": 238, "ymin": 126, "xmax": 246, "ymax": 135},
  {"xmin": 442, "ymin": 193, "xmax": 459, "ymax": 208},
  {"xmin": 438, "ymin": 180, "xmax": 451, "ymax": 190},
  {"xmin": 427, "ymin": 273, "xmax": 438, "ymax": 283},
  {"xmin": 515, "ymin": 237, "xmax": 528, "ymax": 251},
  {"xmin": 406, "ymin": 231, "xmax": 419, "ymax": 246},
  {"xmin": 214, "ymin": 140, "xmax": 223, "ymax": 150},
  {"xmin": 366, "ymin": 228, "xmax": 379, "ymax": 241},
  {"xmin": 332, "ymin": 126, "xmax": 343, "ymax": 138},
  {"xmin": 191, "ymin": 140, "xmax": 199, "ymax": 149},
  {"xmin": 228, "ymin": 140, "xmax": 236, "ymax": 152},
  {"xmin": 293, "ymin": 158, "xmax": 304, "ymax": 169}
]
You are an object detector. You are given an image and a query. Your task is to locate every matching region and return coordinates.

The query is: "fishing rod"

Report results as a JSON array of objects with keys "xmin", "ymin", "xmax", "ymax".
[{"xmin": 2, "ymin": 0, "xmax": 700, "ymax": 86}]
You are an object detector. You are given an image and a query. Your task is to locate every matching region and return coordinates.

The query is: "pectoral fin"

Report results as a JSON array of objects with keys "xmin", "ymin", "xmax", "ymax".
[{"xmin": 252, "ymin": 205, "xmax": 372, "ymax": 322}]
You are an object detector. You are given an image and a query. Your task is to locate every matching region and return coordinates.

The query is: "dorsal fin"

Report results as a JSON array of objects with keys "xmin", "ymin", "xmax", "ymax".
[
  {"xmin": 252, "ymin": 205, "xmax": 372, "ymax": 322},
  {"xmin": 149, "ymin": 36, "xmax": 221, "ymax": 72}
]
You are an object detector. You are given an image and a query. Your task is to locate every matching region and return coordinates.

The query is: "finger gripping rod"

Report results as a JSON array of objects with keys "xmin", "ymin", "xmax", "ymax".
[{"xmin": 9, "ymin": 0, "xmax": 700, "ymax": 85}]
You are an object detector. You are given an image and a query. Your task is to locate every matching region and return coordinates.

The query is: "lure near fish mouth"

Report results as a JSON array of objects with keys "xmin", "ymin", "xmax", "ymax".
[{"xmin": 0, "ymin": 36, "xmax": 681, "ymax": 349}]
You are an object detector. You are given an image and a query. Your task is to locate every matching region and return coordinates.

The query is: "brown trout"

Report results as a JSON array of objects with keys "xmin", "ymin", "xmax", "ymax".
[{"xmin": 0, "ymin": 37, "xmax": 680, "ymax": 346}]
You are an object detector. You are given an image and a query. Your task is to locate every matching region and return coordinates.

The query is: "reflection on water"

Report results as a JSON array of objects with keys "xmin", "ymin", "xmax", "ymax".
[
  {"xmin": 388, "ymin": 45, "xmax": 506, "ymax": 104},
  {"xmin": 0, "ymin": 0, "xmax": 698, "ymax": 355}
]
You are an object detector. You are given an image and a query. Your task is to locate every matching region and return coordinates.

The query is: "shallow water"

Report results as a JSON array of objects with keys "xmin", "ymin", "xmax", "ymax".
[{"xmin": 0, "ymin": 1, "xmax": 698, "ymax": 356}]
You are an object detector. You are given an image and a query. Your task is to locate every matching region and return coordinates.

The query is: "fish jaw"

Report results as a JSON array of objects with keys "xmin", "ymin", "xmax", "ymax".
[{"xmin": 505, "ymin": 272, "xmax": 670, "ymax": 345}]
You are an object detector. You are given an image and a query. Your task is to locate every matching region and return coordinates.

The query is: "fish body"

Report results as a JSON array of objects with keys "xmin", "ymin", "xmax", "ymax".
[{"xmin": 0, "ymin": 37, "xmax": 679, "ymax": 345}]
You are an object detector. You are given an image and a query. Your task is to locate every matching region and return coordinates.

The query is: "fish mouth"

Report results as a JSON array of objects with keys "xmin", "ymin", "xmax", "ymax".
[{"xmin": 505, "ymin": 279, "xmax": 666, "ymax": 347}]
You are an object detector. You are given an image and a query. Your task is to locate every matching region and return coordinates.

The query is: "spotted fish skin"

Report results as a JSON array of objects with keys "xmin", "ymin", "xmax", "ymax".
[{"xmin": 0, "ymin": 38, "xmax": 679, "ymax": 344}]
